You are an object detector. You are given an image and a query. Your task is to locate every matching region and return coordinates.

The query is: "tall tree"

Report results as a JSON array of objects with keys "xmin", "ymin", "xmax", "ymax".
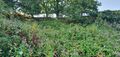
[
  {"xmin": 64, "ymin": 0, "xmax": 100, "ymax": 19},
  {"xmin": 53, "ymin": 0, "xmax": 63, "ymax": 18},
  {"xmin": 20, "ymin": 0, "xmax": 41, "ymax": 14},
  {"xmin": 1, "ymin": 0, "xmax": 100, "ymax": 20},
  {"xmin": 39, "ymin": 0, "xmax": 53, "ymax": 17}
]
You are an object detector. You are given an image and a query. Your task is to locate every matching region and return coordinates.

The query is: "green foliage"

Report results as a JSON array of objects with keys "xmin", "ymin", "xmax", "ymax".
[
  {"xmin": 64, "ymin": 0, "xmax": 100, "ymax": 19},
  {"xmin": 99, "ymin": 10, "xmax": 120, "ymax": 23},
  {"xmin": 1, "ymin": 0, "xmax": 120, "ymax": 57},
  {"xmin": 0, "ymin": 0, "xmax": 8, "ymax": 12},
  {"xmin": 2, "ymin": 0, "xmax": 100, "ymax": 20},
  {"xmin": 20, "ymin": 0, "xmax": 41, "ymax": 14},
  {"xmin": 0, "ymin": 28, "xmax": 28, "ymax": 57},
  {"xmin": 0, "ymin": 18, "xmax": 120, "ymax": 57}
]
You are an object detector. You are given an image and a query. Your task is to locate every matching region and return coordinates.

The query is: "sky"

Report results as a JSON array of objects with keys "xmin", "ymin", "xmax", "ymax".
[{"xmin": 97, "ymin": 0, "xmax": 120, "ymax": 11}]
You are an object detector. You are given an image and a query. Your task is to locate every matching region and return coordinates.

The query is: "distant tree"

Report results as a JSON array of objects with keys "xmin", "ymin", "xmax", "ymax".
[
  {"xmin": 20, "ymin": 0, "xmax": 41, "ymax": 14},
  {"xmin": 64, "ymin": 0, "xmax": 100, "ymax": 19},
  {"xmin": 99, "ymin": 10, "xmax": 120, "ymax": 23},
  {"xmin": 52, "ymin": 0, "xmax": 67, "ymax": 18},
  {"xmin": 1, "ymin": 0, "xmax": 101, "ymax": 20},
  {"xmin": 39, "ymin": 0, "xmax": 53, "ymax": 17}
]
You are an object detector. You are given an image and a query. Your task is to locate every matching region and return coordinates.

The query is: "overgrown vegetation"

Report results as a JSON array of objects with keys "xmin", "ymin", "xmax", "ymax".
[
  {"xmin": 0, "ymin": 18, "xmax": 120, "ymax": 57},
  {"xmin": 0, "ymin": 0, "xmax": 120, "ymax": 57}
]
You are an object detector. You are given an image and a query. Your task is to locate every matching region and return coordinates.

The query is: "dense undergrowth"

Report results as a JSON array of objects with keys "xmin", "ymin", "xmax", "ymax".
[{"xmin": 0, "ymin": 18, "xmax": 120, "ymax": 57}]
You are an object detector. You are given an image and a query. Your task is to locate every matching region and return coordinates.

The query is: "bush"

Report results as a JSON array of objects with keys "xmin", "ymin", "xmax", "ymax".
[{"xmin": 0, "ymin": 18, "xmax": 120, "ymax": 57}]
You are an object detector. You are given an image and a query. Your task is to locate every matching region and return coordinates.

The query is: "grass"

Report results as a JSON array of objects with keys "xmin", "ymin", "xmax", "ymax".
[{"xmin": 0, "ymin": 18, "xmax": 120, "ymax": 57}]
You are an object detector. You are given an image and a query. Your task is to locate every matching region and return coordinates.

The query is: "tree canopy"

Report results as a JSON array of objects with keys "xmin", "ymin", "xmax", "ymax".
[{"xmin": 1, "ymin": 0, "xmax": 100, "ymax": 19}]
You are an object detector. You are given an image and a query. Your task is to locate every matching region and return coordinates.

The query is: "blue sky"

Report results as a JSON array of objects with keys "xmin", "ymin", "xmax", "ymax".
[{"xmin": 97, "ymin": 0, "xmax": 120, "ymax": 11}]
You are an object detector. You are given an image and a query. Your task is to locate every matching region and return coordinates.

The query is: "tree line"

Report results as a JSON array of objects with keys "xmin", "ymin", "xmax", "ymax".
[
  {"xmin": 0, "ymin": 0, "xmax": 100, "ymax": 19},
  {"xmin": 1, "ymin": 0, "xmax": 120, "ymax": 23}
]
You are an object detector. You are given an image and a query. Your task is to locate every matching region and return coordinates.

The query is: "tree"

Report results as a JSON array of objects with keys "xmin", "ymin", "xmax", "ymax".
[
  {"xmin": 20, "ymin": 0, "xmax": 41, "ymax": 14},
  {"xmin": 39, "ymin": 0, "xmax": 53, "ymax": 17},
  {"xmin": 1, "ymin": 0, "xmax": 100, "ymax": 20},
  {"xmin": 64, "ymin": 0, "xmax": 100, "ymax": 20},
  {"xmin": 99, "ymin": 10, "xmax": 120, "ymax": 23},
  {"xmin": 52, "ymin": 0, "xmax": 66, "ymax": 18}
]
